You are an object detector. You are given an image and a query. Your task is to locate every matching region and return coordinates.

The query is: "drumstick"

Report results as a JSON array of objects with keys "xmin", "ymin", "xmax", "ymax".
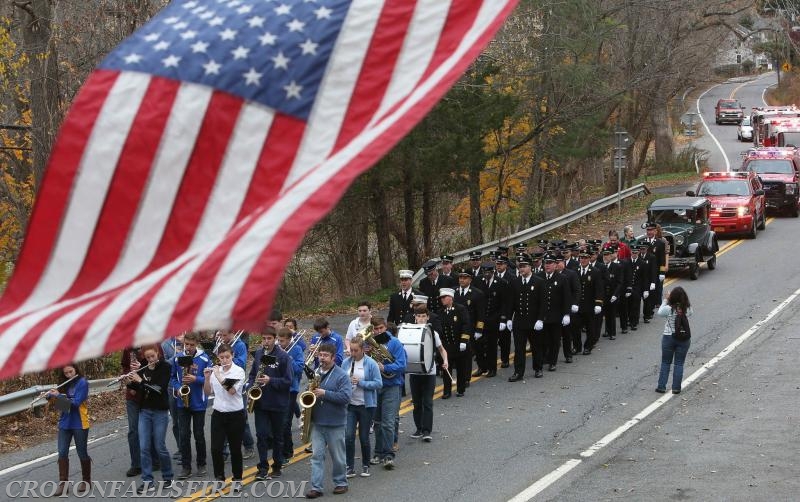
[{"xmin": 443, "ymin": 366, "xmax": 455, "ymax": 383}]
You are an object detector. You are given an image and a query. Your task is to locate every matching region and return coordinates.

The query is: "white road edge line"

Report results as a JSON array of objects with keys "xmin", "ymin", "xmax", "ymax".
[
  {"xmin": 695, "ymin": 83, "xmax": 729, "ymax": 171},
  {"xmin": 0, "ymin": 431, "xmax": 118, "ymax": 477},
  {"xmin": 508, "ymin": 286, "xmax": 800, "ymax": 502}
]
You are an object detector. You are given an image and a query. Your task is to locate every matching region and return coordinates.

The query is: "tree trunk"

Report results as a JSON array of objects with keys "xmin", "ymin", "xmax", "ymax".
[
  {"xmin": 468, "ymin": 164, "xmax": 483, "ymax": 245},
  {"xmin": 402, "ymin": 164, "xmax": 419, "ymax": 269},
  {"xmin": 421, "ymin": 178, "xmax": 432, "ymax": 259},
  {"xmin": 371, "ymin": 190, "xmax": 395, "ymax": 288},
  {"xmin": 17, "ymin": 0, "xmax": 60, "ymax": 190},
  {"xmin": 651, "ymin": 93, "xmax": 673, "ymax": 171}
]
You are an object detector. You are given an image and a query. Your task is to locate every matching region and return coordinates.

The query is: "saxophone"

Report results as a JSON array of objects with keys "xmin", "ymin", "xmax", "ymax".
[
  {"xmin": 360, "ymin": 325, "xmax": 396, "ymax": 378},
  {"xmin": 299, "ymin": 369, "xmax": 321, "ymax": 444}
]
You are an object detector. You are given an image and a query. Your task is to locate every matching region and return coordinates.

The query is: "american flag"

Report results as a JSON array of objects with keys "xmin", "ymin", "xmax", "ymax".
[{"xmin": 0, "ymin": 0, "xmax": 517, "ymax": 379}]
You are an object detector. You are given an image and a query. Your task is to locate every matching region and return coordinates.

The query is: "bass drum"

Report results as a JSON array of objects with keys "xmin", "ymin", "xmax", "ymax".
[{"xmin": 397, "ymin": 323, "xmax": 435, "ymax": 375}]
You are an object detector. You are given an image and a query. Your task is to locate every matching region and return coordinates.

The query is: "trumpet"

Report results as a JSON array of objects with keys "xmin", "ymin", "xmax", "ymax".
[{"xmin": 30, "ymin": 375, "xmax": 80, "ymax": 407}]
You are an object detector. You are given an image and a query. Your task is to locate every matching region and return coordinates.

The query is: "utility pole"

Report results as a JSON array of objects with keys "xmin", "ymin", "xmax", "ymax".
[{"xmin": 614, "ymin": 126, "xmax": 632, "ymax": 216}]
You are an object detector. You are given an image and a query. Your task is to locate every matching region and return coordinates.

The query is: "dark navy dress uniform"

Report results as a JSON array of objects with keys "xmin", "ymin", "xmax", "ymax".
[
  {"xmin": 509, "ymin": 273, "xmax": 543, "ymax": 379},
  {"xmin": 573, "ymin": 263, "xmax": 604, "ymax": 353},
  {"xmin": 439, "ymin": 302, "xmax": 472, "ymax": 396},
  {"xmin": 536, "ymin": 269, "xmax": 571, "ymax": 373}
]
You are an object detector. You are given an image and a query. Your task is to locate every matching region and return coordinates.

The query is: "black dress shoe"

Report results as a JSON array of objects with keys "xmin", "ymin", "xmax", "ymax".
[
  {"xmin": 547, "ymin": 364, "xmax": 556, "ymax": 372},
  {"xmin": 565, "ymin": 356, "xmax": 573, "ymax": 363},
  {"xmin": 471, "ymin": 369, "xmax": 485, "ymax": 377},
  {"xmin": 486, "ymin": 370, "xmax": 497, "ymax": 377},
  {"xmin": 456, "ymin": 392, "xmax": 464, "ymax": 397},
  {"xmin": 609, "ymin": 335, "xmax": 616, "ymax": 340},
  {"xmin": 500, "ymin": 362, "xmax": 509, "ymax": 368},
  {"xmin": 442, "ymin": 393, "xmax": 451, "ymax": 399},
  {"xmin": 534, "ymin": 370, "xmax": 543, "ymax": 378},
  {"xmin": 508, "ymin": 373, "xmax": 523, "ymax": 382},
  {"xmin": 582, "ymin": 349, "xmax": 591, "ymax": 355},
  {"xmin": 621, "ymin": 329, "xmax": 628, "ymax": 334},
  {"xmin": 631, "ymin": 326, "xmax": 638, "ymax": 331},
  {"xmin": 602, "ymin": 333, "xmax": 610, "ymax": 338},
  {"xmin": 643, "ymin": 318, "xmax": 650, "ymax": 324}
]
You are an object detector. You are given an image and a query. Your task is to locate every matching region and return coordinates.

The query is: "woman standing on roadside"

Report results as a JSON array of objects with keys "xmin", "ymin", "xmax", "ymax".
[
  {"xmin": 47, "ymin": 364, "xmax": 91, "ymax": 496},
  {"xmin": 656, "ymin": 287, "xmax": 692, "ymax": 394}
]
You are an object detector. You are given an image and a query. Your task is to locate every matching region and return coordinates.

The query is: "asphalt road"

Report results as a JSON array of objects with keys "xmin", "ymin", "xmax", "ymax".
[{"xmin": 2, "ymin": 74, "xmax": 798, "ymax": 502}]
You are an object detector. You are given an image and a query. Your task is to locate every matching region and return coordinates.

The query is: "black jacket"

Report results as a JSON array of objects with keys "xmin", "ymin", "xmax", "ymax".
[
  {"xmin": 479, "ymin": 275, "xmax": 512, "ymax": 330},
  {"xmin": 510, "ymin": 274, "xmax": 544, "ymax": 330},
  {"xmin": 439, "ymin": 303, "xmax": 472, "ymax": 349},
  {"xmin": 454, "ymin": 286, "xmax": 486, "ymax": 335},
  {"xmin": 576, "ymin": 265, "xmax": 604, "ymax": 314},
  {"xmin": 419, "ymin": 274, "xmax": 457, "ymax": 314},
  {"xmin": 388, "ymin": 288, "xmax": 419, "ymax": 325},
  {"xmin": 538, "ymin": 273, "xmax": 571, "ymax": 323}
]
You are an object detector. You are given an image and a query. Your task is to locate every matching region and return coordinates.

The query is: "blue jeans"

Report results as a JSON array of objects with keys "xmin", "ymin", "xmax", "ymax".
[
  {"xmin": 126, "ymin": 400, "xmax": 159, "ymax": 469},
  {"xmin": 658, "ymin": 335, "xmax": 690, "ymax": 391},
  {"xmin": 138, "ymin": 409, "xmax": 173, "ymax": 482},
  {"xmin": 346, "ymin": 405, "xmax": 374, "ymax": 469},
  {"xmin": 58, "ymin": 428, "xmax": 89, "ymax": 460},
  {"xmin": 310, "ymin": 424, "xmax": 347, "ymax": 492},
  {"xmin": 373, "ymin": 385, "xmax": 400, "ymax": 460}
]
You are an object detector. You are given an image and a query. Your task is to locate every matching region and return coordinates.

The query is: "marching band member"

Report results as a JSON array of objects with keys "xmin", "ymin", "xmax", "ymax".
[
  {"xmin": 161, "ymin": 333, "xmax": 184, "ymax": 461},
  {"xmin": 310, "ymin": 317, "xmax": 345, "ymax": 367},
  {"xmin": 437, "ymin": 289, "xmax": 470, "ymax": 398},
  {"xmin": 284, "ymin": 318, "xmax": 307, "ymax": 352},
  {"xmin": 48, "ymin": 364, "xmax": 91, "ymax": 496},
  {"xmin": 369, "ymin": 316, "xmax": 407, "ymax": 470},
  {"xmin": 170, "ymin": 332, "xmax": 210, "ymax": 479},
  {"xmin": 203, "ymin": 344, "xmax": 246, "ymax": 492},
  {"xmin": 409, "ymin": 305, "xmax": 448, "ymax": 443},
  {"xmin": 345, "ymin": 301, "xmax": 373, "ymax": 355},
  {"xmin": 305, "ymin": 344, "xmax": 352, "ymax": 498},
  {"xmin": 219, "ymin": 329, "xmax": 256, "ymax": 460},
  {"xmin": 279, "ymin": 327, "xmax": 305, "ymax": 464},
  {"xmin": 248, "ymin": 326, "xmax": 293, "ymax": 481},
  {"xmin": 342, "ymin": 336, "xmax": 382, "ymax": 478},
  {"xmin": 127, "ymin": 345, "xmax": 174, "ymax": 494},
  {"xmin": 121, "ymin": 346, "xmax": 162, "ymax": 477}
]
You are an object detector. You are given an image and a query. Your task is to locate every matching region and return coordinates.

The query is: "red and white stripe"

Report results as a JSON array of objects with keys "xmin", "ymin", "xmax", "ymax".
[{"xmin": 0, "ymin": 0, "xmax": 518, "ymax": 379}]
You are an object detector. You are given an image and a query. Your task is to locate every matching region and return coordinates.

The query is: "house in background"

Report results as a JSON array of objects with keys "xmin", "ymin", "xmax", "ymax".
[{"xmin": 715, "ymin": 17, "xmax": 781, "ymax": 70}]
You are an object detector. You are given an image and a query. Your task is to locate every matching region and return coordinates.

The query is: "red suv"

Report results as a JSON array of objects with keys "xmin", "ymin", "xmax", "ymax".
[
  {"xmin": 715, "ymin": 99, "xmax": 744, "ymax": 125},
  {"xmin": 688, "ymin": 171, "xmax": 765, "ymax": 238}
]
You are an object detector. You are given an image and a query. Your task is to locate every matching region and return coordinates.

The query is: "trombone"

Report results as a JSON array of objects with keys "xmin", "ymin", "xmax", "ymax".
[{"xmin": 30, "ymin": 375, "xmax": 80, "ymax": 407}]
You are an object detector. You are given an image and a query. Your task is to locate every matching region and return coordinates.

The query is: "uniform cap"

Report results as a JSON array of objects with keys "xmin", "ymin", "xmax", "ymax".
[
  {"xmin": 399, "ymin": 269, "xmax": 414, "ymax": 279},
  {"xmin": 439, "ymin": 288, "xmax": 455, "ymax": 298},
  {"xmin": 440, "ymin": 255, "xmax": 454, "ymax": 263},
  {"xmin": 516, "ymin": 254, "xmax": 531, "ymax": 265},
  {"xmin": 469, "ymin": 251, "xmax": 482, "ymax": 260},
  {"xmin": 412, "ymin": 294, "xmax": 429, "ymax": 304},
  {"xmin": 480, "ymin": 261, "xmax": 495, "ymax": 270},
  {"xmin": 457, "ymin": 268, "xmax": 472, "ymax": 277}
]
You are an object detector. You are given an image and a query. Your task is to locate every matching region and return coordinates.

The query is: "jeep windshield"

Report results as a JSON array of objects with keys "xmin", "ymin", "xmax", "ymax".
[
  {"xmin": 743, "ymin": 159, "xmax": 795, "ymax": 174},
  {"xmin": 697, "ymin": 180, "xmax": 750, "ymax": 196},
  {"xmin": 648, "ymin": 209, "xmax": 695, "ymax": 225}
]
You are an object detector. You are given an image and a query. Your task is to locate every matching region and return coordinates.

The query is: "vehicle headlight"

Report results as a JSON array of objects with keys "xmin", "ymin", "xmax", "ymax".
[
  {"xmin": 674, "ymin": 235, "xmax": 685, "ymax": 246},
  {"xmin": 786, "ymin": 183, "xmax": 798, "ymax": 195},
  {"xmin": 737, "ymin": 206, "xmax": 750, "ymax": 217}
]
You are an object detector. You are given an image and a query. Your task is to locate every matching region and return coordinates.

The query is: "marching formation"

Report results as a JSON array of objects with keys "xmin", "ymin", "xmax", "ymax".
[{"xmin": 40, "ymin": 223, "xmax": 674, "ymax": 498}]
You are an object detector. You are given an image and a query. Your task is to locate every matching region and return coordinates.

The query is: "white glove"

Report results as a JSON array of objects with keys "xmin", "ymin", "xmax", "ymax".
[
  {"xmin": 659, "ymin": 274, "xmax": 665, "ymax": 282},
  {"xmin": 625, "ymin": 292, "xmax": 631, "ymax": 298},
  {"xmin": 571, "ymin": 305, "xmax": 579, "ymax": 313},
  {"xmin": 610, "ymin": 296, "xmax": 617, "ymax": 303},
  {"xmin": 474, "ymin": 332, "xmax": 482, "ymax": 340},
  {"xmin": 561, "ymin": 315, "xmax": 570, "ymax": 326},
  {"xmin": 643, "ymin": 291, "xmax": 649, "ymax": 299},
  {"xmin": 499, "ymin": 322, "xmax": 507, "ymax": 331},
  {"xmin": 534, "ymin": 320, "xmax": 544, "ymax": 331},
  {"xmin": 459, "ymin": 343, "xmax": 467, "ymax": 352},
  {"xmin": 649, "ymin": 283, "xmax": 656, "ymax": 291},
  {"xmin": 594, "ymin": 306, "xmax": 602, "ymax": 315},
  {"xmin": 506, "ymin": 320, "xmax": 513, "ymax": 331}
]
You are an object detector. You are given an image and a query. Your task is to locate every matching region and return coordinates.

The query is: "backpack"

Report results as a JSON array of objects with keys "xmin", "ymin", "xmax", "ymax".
[{"xmin": 673, "ymin": 310, "xmax": 691, "ymax": 341}]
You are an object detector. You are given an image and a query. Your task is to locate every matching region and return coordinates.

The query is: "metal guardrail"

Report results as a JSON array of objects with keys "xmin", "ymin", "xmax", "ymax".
[
  {"xmin": 0, "ymin": 184, "xmax": 650, "ymax": 417},
  {"xmin": 0, "ymin": 378, "xmax": 118, "ymax": 418},
  {"xmin": 412, "ymin": 183, "xmax": 651, "ymax": 283}
]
